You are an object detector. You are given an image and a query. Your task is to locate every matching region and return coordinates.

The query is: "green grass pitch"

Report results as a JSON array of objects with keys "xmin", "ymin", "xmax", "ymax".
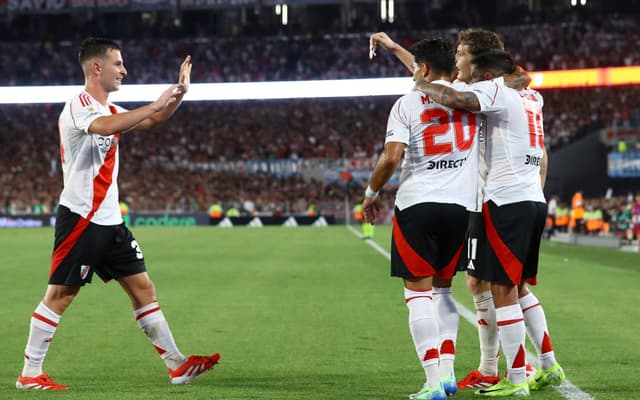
[{"xmin": 0, "ymin": 226, "xmax": 638, "ymax": 399}]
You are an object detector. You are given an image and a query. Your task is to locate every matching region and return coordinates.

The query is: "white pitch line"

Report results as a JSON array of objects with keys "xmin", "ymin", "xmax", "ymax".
[{"xmin": 347, "ymin": 225, "xmax": 594, "ymax": 400}]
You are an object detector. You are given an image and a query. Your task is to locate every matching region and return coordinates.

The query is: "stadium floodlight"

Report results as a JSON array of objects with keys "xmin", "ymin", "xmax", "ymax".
[
  {"xmin": 380, "ymin": 0, "xmax": 387, "ymax": 21},
  {"xmin": 0, "ymin": 78, "xmax": 414, "ymax": 104},
  {"xmin": 282, "ymin": 4, "xmax": 288, "ymax": 25}
]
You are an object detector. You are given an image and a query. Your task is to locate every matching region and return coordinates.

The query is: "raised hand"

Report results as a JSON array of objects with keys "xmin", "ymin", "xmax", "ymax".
[
  {"xmin": 178, "ymin": 55, "xmax": 192, "ymax": 93},
  {"xmin": 369, "ymin": 32, "xmax": 398, "ymax": 54},
  {"xmin": 152, "ymin": 84, "xmax": 185, "ymax": 112}
]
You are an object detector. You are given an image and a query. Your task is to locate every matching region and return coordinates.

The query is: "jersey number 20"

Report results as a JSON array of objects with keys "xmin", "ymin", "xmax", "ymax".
[{"xmin": 421, "ymin": 108, "xmax": 477, "ymax": 155}]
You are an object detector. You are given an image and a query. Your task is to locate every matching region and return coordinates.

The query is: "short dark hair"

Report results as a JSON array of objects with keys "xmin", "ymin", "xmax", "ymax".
[
  {"xmin": 471, "ymin": 50, "xmax": 516, "ymax": 77},
  {"xmin": 78, "ymin": 37, "xmax": 121, "ymax": 66},
  {"xmin": 457, "ymin": 28, "xmax": 504, "ymax": 56},
  {"xmin": 408, "ymin": 38, "xmax": 455, "ymax": 76}
]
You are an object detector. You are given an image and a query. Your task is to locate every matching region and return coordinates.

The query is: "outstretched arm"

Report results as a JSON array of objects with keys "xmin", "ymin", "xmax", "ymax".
[
  {"xmin": 413, "ymin": 81, "xmax": 481, "ymax": 112},
  {"xmin": 362, "ymin": 142, "xmax": 405, "ymax": 224},
  {"xmin": 88, "ymin": 83, "xmax": 185, "ymax": 136},
  {"xmin": 369, "ymin": 32, "xmax": 415, "ymax": 74}
]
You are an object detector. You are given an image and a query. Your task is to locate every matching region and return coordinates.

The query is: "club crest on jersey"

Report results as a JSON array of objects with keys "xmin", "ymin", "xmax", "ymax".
[{"xmin": 80, "ymin": 265, "xmax": 91, "ymax": 280}]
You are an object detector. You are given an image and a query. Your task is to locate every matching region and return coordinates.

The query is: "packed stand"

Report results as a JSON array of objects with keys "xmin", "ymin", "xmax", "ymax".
[
  {"xmin": 1, "ymin": 86, "xmax": 638, "ymax": 214},
  {"xmin": 2, "ymin": 14, "xmax": 640, "ymax": 85}
]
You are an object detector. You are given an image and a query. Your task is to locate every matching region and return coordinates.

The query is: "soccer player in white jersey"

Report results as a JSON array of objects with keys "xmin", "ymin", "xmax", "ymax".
[
  {"xmin": 413, "ymin": 50, "xmax": 565, "ymax": 397},
  {"xmin": 15, "ymin": 38, "xmax": 220, "ymax": 391},
  {"xmin": 371, "ymin": 29, "xmax": 540, "ymax": 390},
  {"xmin": 362, "ymin": 38, "xmax": 479, "ymax": 400}
]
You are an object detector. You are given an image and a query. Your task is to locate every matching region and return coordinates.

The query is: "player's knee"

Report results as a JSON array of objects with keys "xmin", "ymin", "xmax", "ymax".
[
  {"xmin": 404, "ymin": 276, "xmax": 433, "ymax": 291},
  {"xmin": 466, "ymin": 275, "xmax": 490, "ymax": 294},
  {"xmin": 517, "ymin": 283, "xmax": 530, "ymax": 298},
  {"xmin": 44, "ymin": 286, "xmax": 80, "ymax": 314}
]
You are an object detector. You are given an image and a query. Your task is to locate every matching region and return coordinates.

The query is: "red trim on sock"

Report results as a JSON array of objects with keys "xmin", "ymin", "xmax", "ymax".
[
  {"xmin": 153, "ymin": 345, "xmax": 167, "ymax": 355},
  {"xmin": 32, "ymin": 312, "xmax": 58, "ymax": 328},
  {"xmin": 497, "ymin": 318, "xmax": 524, "ymax": 326},
  {"xmin": 440, "ymin": 340, "xmax": 455, "ymax": 355},
  {"xmin": 477, "ymin": 319, "xmax": 489, "ymax": 326},
  {"xmin": 136, "ymin": 306, "xmax": 161, "ymax": 321},
  {"xmin": 423, "ymin": 348, "xmax": 439, "ymax": 361},
  {"xmin": 521, "ymin": 302, "xmax": 540, "ymax": 313},
  {"xmin": 541, "ymin": 332, "xmax": 553, "ymax": 354},
  {"xmin": 405, "ymin": 295, "xmax": 432, "ymax": 303}
]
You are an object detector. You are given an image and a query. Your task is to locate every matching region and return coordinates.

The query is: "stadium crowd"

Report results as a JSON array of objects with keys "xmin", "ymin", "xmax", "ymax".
[
  {"xmin": 2, "ymin": 82, "xmax": 640, "ymax": 219},
  {"xmin": 2, "ymin": 15, "xmax": 640, "ymax": 85}
]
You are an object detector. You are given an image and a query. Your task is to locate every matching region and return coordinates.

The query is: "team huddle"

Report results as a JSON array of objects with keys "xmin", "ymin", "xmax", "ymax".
[
  {"xmin": 15, "ymin": 30, "xmax": 562, "ymax": 398},
  {"xmin": 363, "ymin": 30, "xmax": 565, "ymax": 398}
]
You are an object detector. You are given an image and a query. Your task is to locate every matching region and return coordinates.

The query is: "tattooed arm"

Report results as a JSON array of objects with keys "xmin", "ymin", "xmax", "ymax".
[
  {"xmin": 413, "ymin": 81, "xmax": 481, "ymax": 111},
  {"xmin": 504, "ymin": 66, "xmax": 531, "ymax": 90}
]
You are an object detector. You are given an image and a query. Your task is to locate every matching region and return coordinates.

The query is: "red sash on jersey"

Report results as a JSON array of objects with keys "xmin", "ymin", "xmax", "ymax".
[{"xmin": 49, "ymin": 105, "xmax": 121, "ymax": 279}]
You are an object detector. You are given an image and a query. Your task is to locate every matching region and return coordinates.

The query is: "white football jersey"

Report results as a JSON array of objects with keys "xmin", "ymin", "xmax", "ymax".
[
  {"xmin": 469, "ymin": 80, "xmax": 546, "ymax": 206},
  {"xmin": 57, "ymin": 91, "xmax": 126, "ymax": 225},
  {"xmin": 453, "ymin": 80, "xmax": 490, "ymax": 212},
  {"xmin": 385, "ymin": 80, "xmax": 480, "ymax": 211}
]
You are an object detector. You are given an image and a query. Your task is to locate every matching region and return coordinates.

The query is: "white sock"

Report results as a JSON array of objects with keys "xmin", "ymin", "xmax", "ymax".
[
  {"xmin": 433, "ymin": 286, "xmax": 458, "ymax": 377},
  {"xmin": 473, "ymin": 291, "xmax": 499, "ymax": 376},
  {"xmin": 496, "ymin": 304, "xmax": 527, "ymax": 384},
  {"xmin": 520, "ymin": 292, "xmax": 557, "ymax": 370},
  {"xmin": 405, "ymin": 288, "xmax": 440, "ymax": 388},
  {"xmin": 135, "ymin": 302, "xmax": 186, "ymax": 370},
  {"xmin": 22, "ymin": 302, "xmax": 60, "ymax": 377}
]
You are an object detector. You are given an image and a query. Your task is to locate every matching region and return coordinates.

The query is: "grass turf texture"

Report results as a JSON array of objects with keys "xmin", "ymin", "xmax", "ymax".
[{"xmin": 0, "ymin": 226, "xmax": 638, "ymax": 399}]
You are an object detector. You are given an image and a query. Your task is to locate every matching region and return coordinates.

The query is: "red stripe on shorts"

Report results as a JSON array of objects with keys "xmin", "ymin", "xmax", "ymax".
[
  {"xmin": 392, "ymin": 214, "xmax": 436, "ymax": 277},
  {"xmin": 482, "ymin": 202, "xmax": 522, "ymax": 285},
  {"xmin": 437, "ymin": 241, "xmax": 464, "ymax": 280}
]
